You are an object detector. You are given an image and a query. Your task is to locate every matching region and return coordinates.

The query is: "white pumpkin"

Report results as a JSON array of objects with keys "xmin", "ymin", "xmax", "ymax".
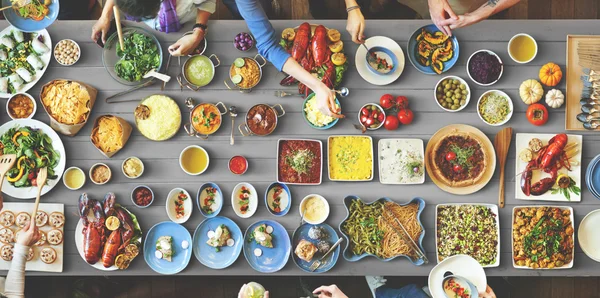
[
  {"xmin": 519, "ymin": 79, "xmax": 544, "ymax": 105},
  {"xmin": 545, "ymin": 89, "xmax": 564, "ymax": 108}
]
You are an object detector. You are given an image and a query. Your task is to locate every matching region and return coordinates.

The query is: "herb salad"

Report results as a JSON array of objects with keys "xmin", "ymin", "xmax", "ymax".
[{"xmin": 115, "ymin": 32, "xmax": 160, "ymax": 82}]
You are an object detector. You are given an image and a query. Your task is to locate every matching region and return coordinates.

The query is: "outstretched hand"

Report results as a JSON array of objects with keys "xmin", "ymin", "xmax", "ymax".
[
  {"xmin": 314, "ymin": 84, "xmax": 344, "ymax": 119},
  {"xmin": 346, "ymin": 9, "xmax": 366, "ymax": 44},
  {"xmin": 428, "ymin": 0, "xmax": 458, "ymax": 36}
]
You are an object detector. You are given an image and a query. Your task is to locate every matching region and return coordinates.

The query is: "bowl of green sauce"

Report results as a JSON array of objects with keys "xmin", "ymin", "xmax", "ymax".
[{"xmin": 180, "ymin": 54, "xmax": 220, "ymax": 90}]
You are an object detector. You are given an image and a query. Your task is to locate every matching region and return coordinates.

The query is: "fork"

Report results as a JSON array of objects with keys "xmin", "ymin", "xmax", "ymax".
[{"xmin": 308, "ymin": 238, "xmax": 343, "ymax": 272}]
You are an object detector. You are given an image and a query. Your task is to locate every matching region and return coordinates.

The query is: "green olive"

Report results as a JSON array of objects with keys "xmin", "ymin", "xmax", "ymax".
[
  {"xmin": 451, "ymin": 105, "xmax": 459, "ymax": 110},
  {"xmin": 446, "ymin": 98, "xmax": 453, "ymax": 103},
  {"xmin": 460, "ymin": 99, "xmax": 466, "ymax": 105},
  {"xmin": 452, "ymin": 79, "xmax": 459, "ymax": 84},
  {"xmin": 461, "ymin": 95, "xmax": 467, "ymax": 101},
  {"xmin": 437, "ymin": 86, "xmax": 442, "ymax": 92},
  {"xmin": 453, "ymin": 99, "xmax": 459, "ymax": 105},
  {"xmin": 460, "ymin": 84, "xmax": 466, "ymax": 90}
]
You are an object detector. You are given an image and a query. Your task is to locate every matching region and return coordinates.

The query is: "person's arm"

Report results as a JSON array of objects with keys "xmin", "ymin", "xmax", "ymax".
[
  {"xmin": 440, "ymin": 0, "xmax": 521, "ymax": 30},
  {"xmin": 428, "ymin": 0, "xmax": 458, "ymax": 36},
  {"xmin": 4, "ymin": 220, "xmax": 40, "ymax": 298},
  {"xmin": 91, "ymin": 0, "xmax": 115, "ymax": 44},
  {"xmin": 344, "ymin": 0, "xmax": 365, "ymax": 44},
  {"xmin": 168, "ymin": 7, "xmax": 212, "ymax": 56}
]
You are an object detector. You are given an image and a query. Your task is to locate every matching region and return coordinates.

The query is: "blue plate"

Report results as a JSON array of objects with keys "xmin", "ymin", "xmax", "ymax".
[
  {"xmin": 291, "ymin": 223, "xmax": 340, "ymax": 273},
  {"xmin": 197, "ymin": 182, "xmax": 223, "ymax": 218},
  {"xmin": 338, "ymin": 195, "xmax": 427, "ymax": 265},
  {"xmin": 407, "ymin": 24, "xmax": 459, "ymax": 75},
  {"xmin": 3, "ymin": 0, "xmax": 59, "ymax": 32},
  {"xmin": 264, "ymin": 182, "xmax": 291, "ymax": 216},
  {"xmin": 143, "ymin": 221, "xmax": 193, "ymax": 275},
  {"xmin": 366, "ymin": 46, "xmax": 399, "ymax": 76},
  {"xmin": 302, "ymin": 93, "xmax": 340, "ymax": 130},
  {"xmin": 192, "ymin": 216, "xmax": 243, "ymax": 269},
  {"xmin": 586, "ymin": 155, "xmax": 600, "ymax": 199},
  {"xmin": 243, "ymin": 220, "xmax": 291, "ymax": 273}
]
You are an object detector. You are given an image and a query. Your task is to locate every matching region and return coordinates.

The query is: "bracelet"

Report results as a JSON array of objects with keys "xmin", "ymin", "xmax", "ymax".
[
  {"xmin": 346, "ymin": 5, "xmax": 360, "ymax": 13},
  {"xmin": 193, "ymin": 23, "xmax": 207, "ymax": 32}
]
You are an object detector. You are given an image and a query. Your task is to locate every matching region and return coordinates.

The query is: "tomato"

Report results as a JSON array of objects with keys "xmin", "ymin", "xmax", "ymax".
[
  {"xmin": 365, "ymin": 117, "xmax": 375, "ymax": 126},
  {"xmin": 379, "ymin": 94, "xmax": 395, "ymax": 109},
  {"xmin": 445, "ymin": 152, "xmax": 456, "ymax": 162},
  {"xmin": 453, "ymin": 164, "xmax": 463, "ymax": 173},
  {"xmin": 383, "ymin": 115, "xmax": 399, "ymax": 130},
  {"xmin": 360, "ymin": 115, "xmax": 368, "ymax": 124},
  {"xmin": 397, "ymin": 109, "xmax": 414, "ymax": 125},
  {"xmin": 372, "ymin": 110, "xmax": 379, "ymax": 119},
  {"xmin": 361, "ymin": 107, "xmax": 370, "ymax": 116},
  {"xmin": 526, "ymin": 103, "xmax": 549, "ymax": 126},
  {"xmin": 396, "ymin": 96, "xmax": 408, "ymax": 109},
  {"xmin": 377, "ymin": 112, "xmax": 385, "ymax": 122}
]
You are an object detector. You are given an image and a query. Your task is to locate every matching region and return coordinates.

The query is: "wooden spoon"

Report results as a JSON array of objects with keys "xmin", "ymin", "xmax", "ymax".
[
  {"xmin": 31, "ymin": 167, "xmax": 47, "ymax": 219},
  {"xmin": 494, "ymin": 127, "xmax": 512, "ymax": 208},
  {"xmin": 113, "ymin": 6, "xmax": 125, "ymax": 51}
]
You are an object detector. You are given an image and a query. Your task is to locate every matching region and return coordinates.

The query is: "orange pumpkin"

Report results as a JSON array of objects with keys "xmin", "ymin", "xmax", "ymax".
[{"xmin": 539, "ymin": 62, "xmax": 562, "ymax": 87}]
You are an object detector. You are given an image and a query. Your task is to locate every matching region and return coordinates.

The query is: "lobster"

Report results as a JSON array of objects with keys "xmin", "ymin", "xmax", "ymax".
[
  {"xmin": 116, "ymin": 207, "xmax": 135, "ymax": 252},
  {"xmin": 103, "ymin": 192, "xmax": 117, "ymax": 218},
  {"xmin": 291, "ymin": 22, "xmax": 310, "ymax": 61},
  {"xmin": 311, "ymin": 25, "xmax": 329, "ymax": 67},
  {"xmin": 79, "ymin": 194, "xmax": 106, "ymax": 265},
  {"xmin": 521, "ymin": 134, "xmax": 572, "ymax": 196},
  {"xmin": 102, "ymin": 229, "xmax": 121, "ymax": 268}
]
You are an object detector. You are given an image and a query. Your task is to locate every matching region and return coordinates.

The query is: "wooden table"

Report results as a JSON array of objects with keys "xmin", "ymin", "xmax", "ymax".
[{"xmin": 3, "ymin": 20, "xmax": 600, "ymax": 276}]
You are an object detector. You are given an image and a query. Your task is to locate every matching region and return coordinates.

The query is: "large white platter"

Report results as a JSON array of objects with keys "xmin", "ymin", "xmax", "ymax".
[
  {"xmin": 0, "ymin": 26, "xmax": 52, "ymax": 98},
  {"xmin": 515, "ymin": 133, "xmax": 582, "ymax": 202},
  {"xmin": 0, "ymin": 119, "xmax": 66, "ymax": 199},
  {"xmin": 0, "ymin": 202, "xmax": 64, "ymax": 272}
]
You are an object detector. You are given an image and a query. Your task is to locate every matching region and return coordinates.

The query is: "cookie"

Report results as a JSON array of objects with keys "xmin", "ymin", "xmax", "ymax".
[
  {"xmin": 40, "ymin": 247, "xmax": 56, "ymax": 264},
  {"xmin": 15, "ymin": 212, "xmax": 30, "ymax": 228},
  {"xmin": 1, "ymin": 244, "xmax": 13, "ymax": 261},
  {"xmin": 35, "ymin": 211, "xmax": 48, "ymax": 227},
  {"xmin": 26, "ymin": 247, "xmax": 34, "ymax": 261},
  {"xmin": 34, "ymin": 231, "xmax": 47, "ymax": 246},
  {"xmin": 49, "ymin": 212, "xmax": 65, "ymax": 228},
  {"xmin": 0, "ymin": 211, "xmax": 15, "ymax": 227},
  {"xmin": 0, "ymin": 227, "xmax": 14, "ymax": 244},
  {"xmin": 47, "ymin": 229, "xmax": 63, "ymax": 246}
]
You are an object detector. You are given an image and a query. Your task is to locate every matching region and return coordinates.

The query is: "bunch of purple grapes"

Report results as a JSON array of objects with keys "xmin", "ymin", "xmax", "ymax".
[{"xmin": 234, "ymin": 32, "xmax": 254, "ymax": 51}]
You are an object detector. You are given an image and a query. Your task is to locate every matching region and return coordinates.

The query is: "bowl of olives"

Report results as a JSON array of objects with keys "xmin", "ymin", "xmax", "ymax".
[{"xmin": 434, "ymin": 76, "xmax": 470, "ymax": 112}]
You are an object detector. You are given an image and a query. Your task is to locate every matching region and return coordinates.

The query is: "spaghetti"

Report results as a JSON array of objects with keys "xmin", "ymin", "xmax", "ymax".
[{"xmin": 379, "ymin": 202, "xmax": 423, "ymax": 258}]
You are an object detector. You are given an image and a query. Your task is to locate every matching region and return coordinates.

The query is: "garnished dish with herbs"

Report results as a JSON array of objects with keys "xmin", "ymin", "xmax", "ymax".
[
  {"xmin": 201, "ymin": 186, "xmax": 218, "ymax": 215},
  {"xmin": 431, "ymin": 132, "xmax": 487, "ymax": 187},
  {"xmin": 478, "ymin": 91, "xmax": 512, "ymax": 125},
  {"xmin": 0, "ymin": 29, "xmax": 49, "ymax": 95},
  {"xmin": 513, "ymin": 206, "xmax": 574, "ymax": 269},
  {"xmin": 114, "ymin": 32, "xmax": 160, "ymax": 82},
  {"xmin": 329, "ymin": 136, "xmax": 373, "ymax": 181},
  {"xmin": 12, "ymin": 0, "xmax": 51, "ymax": 21},
  {"xmin": 278, "ymin": 139, "xmax": 322, "ymax": 185}
]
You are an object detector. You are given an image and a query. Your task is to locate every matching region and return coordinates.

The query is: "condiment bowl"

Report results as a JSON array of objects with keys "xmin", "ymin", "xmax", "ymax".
[
  {"xmin": 357, "ymin": 103, "xmax": 386, "ymax": 130},
  {"xmin": 53, "ymin": 39, "xmax": 81, "ymax": 66},
  {"xmin": 299, "ymin": 194, "xmax": 329, "ymax": 225},
  {"xmin": 507, "ymin": 33, "xmax": 537, "ymax": 64},
  {"xmin": 434, "ymin": 76, "xmax": 471, "ymax": 113},
  {"xmin": 264, "ymin": 182, "xmax": 291, "ymax": 217},
  {"xmin": 476, "ymin": 90, "xmax": 514, "ymax": 126},
  {"xmin": 229, "ymin": 155, "xmax": 248, "ymax": 175},
  {"xmin": 131, "ymin": 185, "xmax": 154, "ymax": 208},
  {"xmin": 165, "ymin": 188, "xmax": 192, "ymax": 224},
  {"xmin": 179, "ymin": 145, "xmax": 210, "ymax": 176},
  {"xmin": 7, "ymin": 93, "xmax": 36, "ymax": 120},
  {"xmin": 89, "ymin": 163, "xmax": 111, "ymax": 185},
  {"xmin": 122, "ymin": 156, "xmax": 144, "ymax": 179},
  {"xmin": 197, "ymin": 182, "xmax": 223, "ymax": 218},
  {"xmin": 365, "ymin": 46, "xmax": 398, "ymax": 76},
  {"xmin": 62, "ymin": 166, "xmax": 85, "ymax": 190},
  {"xmin": 466, "ymin": 49, "xmax": 503, "ymax": 86}
]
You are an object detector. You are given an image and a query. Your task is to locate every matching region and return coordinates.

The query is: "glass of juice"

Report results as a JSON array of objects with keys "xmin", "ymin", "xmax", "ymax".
[{"xmin": 508, "ymin": 33, "xmax": 537, "ymax": 64}]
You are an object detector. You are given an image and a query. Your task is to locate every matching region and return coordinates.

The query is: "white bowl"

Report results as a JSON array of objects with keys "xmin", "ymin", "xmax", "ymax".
[
  {"xmin": 179, "ymin": 145, "xmax": 209, "ymax": 175},
  {"xmin": 466, "ymin": 49, "xmax": 504, "ymax": 86},
  {"xmin": 231, "ymin": 182, "xmax": 258, "ymax": 218},
  {"xmin": 53, "ymin": 39, "xmax": 81, "ymax": 66},
  {"xmin": 62, "ymin": 166, "xmax": 85, "ymax": 190},
  {"xmin": 122, "ymin": 156, "xmax": 144, "ymax": 179},
  {"xmin": 299, "ymin": 194, "xmax": 330, "ymax": 225},
  {"xmin": 507, "ymin": 33, "xmax": 537, "ymax": 64},
  {"xmin": 476, "ymin": 90, "xmax": 514, "ymax": 126},
  {"xmin": 6, "ymin": 93, "xmax": 36, "ymax": 120},
  {"xmin": 357, "ymin": 103, "xmax": 386, "ymax": 130},
  {"xmin": 433, "ymin": 76, "xmax": 471, "ymax": 112},
  {"xmin": 89, "ymin": 163, "xmax": 111, "ymax": 185},
  {"xmin": 165, "ymin": 188, "xmax": 193, "ymax": 224}
]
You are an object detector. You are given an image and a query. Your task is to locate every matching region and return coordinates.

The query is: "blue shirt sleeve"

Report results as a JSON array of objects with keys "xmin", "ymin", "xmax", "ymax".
[{"xmin": 235, "ymin": 0, "xmax": 291, "ymax": 71}]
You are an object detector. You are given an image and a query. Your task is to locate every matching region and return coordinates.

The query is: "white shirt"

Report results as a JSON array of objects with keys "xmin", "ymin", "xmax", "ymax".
[
  {"xmin": 0, "ymin": 244, "xmax": 28, "ymax": 298},
  {"xmin": 142, "ymin": 0, "xmax": 216, "ymax": 31}
]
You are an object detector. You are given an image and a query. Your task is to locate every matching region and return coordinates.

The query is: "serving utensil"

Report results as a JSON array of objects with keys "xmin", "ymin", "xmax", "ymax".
[
  {"xmin": 0, "ymin": 0, "xmax": 31, "ymax": 12},
  {"xmin": 143, "ymin": 69, "xmax": 171, "ymax": 83},
  {"xmin": 0, "ymin": 155, "xmax": 16, "ymax": 198},
  {"xmin": 162, "ymin": 54, "xmax": 172, "ymax": 91},
  {"xmin": 353, "ymin": 123, "xmax": 367, "ymax": 133},
  {"xmin": 113, "ymin": 6, "xmax": 125, "ymax": 51},
  {"xmin": 334, "ymin": 87, "xmax": 350, "ymax": 98},
  {"xmin": 494, "ymin": 127, "xmax": 512, "ymax": 208},
  {"xmin": 308, "ymin": 237, "xmax": 343, "ymax": 272},
  {"xmin": 361, "ymin": 42, "xmax": 377, "ymax": 65},
  {"xmin": 382, "ymin": 207, "xmax": 428, "ymax": 264},
  {"xmin": 105, "ymin": 80, "xmax": 155, "ymax": 103},
  {"xmin": 229, "ymin": 106, "xmax": 237, "ymax": 146},
  {"xmin": 582, "ymin": 104, "xmax": 600, "ymax": 114},
  {"xmin": 274, "ymin": 90, "xmax": 302, "ymax": 97},
  {"xmin": 584, "ymin": 120, "xmax": 600, "ymax": 130},
  {"xmin": 31, "ymin": 167, "xmax": 47, "ymax": 220}
]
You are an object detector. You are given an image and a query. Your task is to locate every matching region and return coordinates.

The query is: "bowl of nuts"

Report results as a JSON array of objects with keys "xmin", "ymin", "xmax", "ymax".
[{"xmin": 54, "ymin": 39, "xmax": 81, "ymax": 66}]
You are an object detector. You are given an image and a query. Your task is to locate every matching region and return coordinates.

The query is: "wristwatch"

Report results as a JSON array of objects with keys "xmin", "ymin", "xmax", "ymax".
[{"xmin": 193, "ymin": 23, "xmax": 208, "ymax": 32}]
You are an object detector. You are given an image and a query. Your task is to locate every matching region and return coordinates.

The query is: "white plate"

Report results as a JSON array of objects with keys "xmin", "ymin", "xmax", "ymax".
[
  {"xmin": 328, "ymin": 135, "xmax": 374, "ymax": 182},
  {"xmin": 166, "ymin": 188, "xmax": 193, "ymax": 224},
  {"xmin": 515, "ymin": 133, "xmax": 582, "ymax": 202},
  {"xmin": 0, "ymin": 119, "xmax": 66, "ymax": 199},
  {"xmin": 355, "ymin": 36, "xmax": 405, "ymax": 86},
  {"xmin": 378, "ymin": 138, "xmax": 425, "ymax": 184},
  {"xmin": 511, "ymin": 206, "xmax": 574, "ymax": 269},
  {"xmin": 0, "ymin": 203, "xmax": 63, "ymax": 272},
  {"xmin": 579, "ymin": 209, "xmax": 600, "ymax": 262},
  {"xmin": 231, "ymin": 182, "xmax": 257, "ymax": 218},
  {"xmin": 435, "ymin": 203, "xmax": 500, "ymax": 268},
  {"xmin": 0, "ymin": 26, "xmax": 52, "ymax": 98},
  {"xmin": 428, "ymin": 254, "xmax": 487, "ymax": 298}
]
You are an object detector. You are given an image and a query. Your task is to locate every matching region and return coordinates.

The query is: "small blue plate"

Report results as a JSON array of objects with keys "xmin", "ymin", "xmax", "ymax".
[
  {"xmin": 366, "ymin": 46, "xmax": 398, "ymax": 76},
  {"xmin": 143, "ymin": 221, "xmax": 193, "ymax": 275},
  {"xmin": 291, "ymin": 223, "xmax": 340, "ymax": 273},
  {"xmin": 197, "ymin": 182, "xmax": 223, "ymax": 218},
  {"xmin": 3, "ymin": 0, "xmax": 59, "ymax": 33},
  {"xmin": 586, "ymin": 155, "xmax": 600, "ymax": 199},
  {"xmin": 192, "ymin": 216, "xmax": 243, "ymax": 269},
  {"xmin": 264, "ymin": 182, "xmax": 291, "ymax": 216},
  {"xmin": 243, "ymin": 220, "xmax": 291, "ymax": 273},
  {"xmin": 302, "ymin": 93, "xmax": 340, "ymax": 130},
  {"xmin": 407, "ymin": 24, "xmax": 459, "ymax": 75}
]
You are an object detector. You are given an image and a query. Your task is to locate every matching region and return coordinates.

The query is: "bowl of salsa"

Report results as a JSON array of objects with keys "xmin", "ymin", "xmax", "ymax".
[{"xmin": 229, "ymin": 155, "xmax": 248, "ymax": 175}]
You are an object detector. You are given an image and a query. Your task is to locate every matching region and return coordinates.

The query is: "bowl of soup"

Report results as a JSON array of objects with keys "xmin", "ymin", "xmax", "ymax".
[
  {"xmin": 179, "ymin": 145, "xmax": 209, "ymax": 175},
  {"xmin": 508, "ymin": 33, "xmax": 537, "ymax": 64},
  {"xmin": 366, "ymin": 46, "xmax": 398, "ymax": 75},
  {"xmin": 183, "ymin": 99, "xmax": 227, "ymax": 139},
  {"xmin": 181, "ymin": 54, "xmax": 220, "ymax": 90},
  {"xmin": 239, "ymin": 103, "xmax": 285, "ymax": 136},
  {"xmin": 299, "ymin": 194, "xmax": 329, "ymax": 225}
]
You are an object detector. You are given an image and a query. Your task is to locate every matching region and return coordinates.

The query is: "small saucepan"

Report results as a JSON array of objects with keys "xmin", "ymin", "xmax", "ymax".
[
  {"xmin": 183, "ymin": 97, "xmax": 227, "ymax": 139},
  {"xmin": 225, "ymin": 54, "xmax": 267, "ymax": 93},
  {"xmin": 238, "ymin": 103, "xmax": 285, "ymax": 137},
  {"xmin": 178, "ymin": 53, "xmax": 220, "ymax": 91}
]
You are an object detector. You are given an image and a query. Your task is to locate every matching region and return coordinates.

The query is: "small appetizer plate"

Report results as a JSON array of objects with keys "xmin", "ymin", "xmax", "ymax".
[
  {"xmin": 165, "ymin": 188, "xmax": 193, "ymax": 224},
  {"xmin": 264, "ymin": 182, "xmax": 291, "ymax": 217},
  {"xmin": 292, "ymin": 223, "xmax": 340, "ymax": 273},
  {"xmin": 197, "ymin": 182, "xmax": 223, "ymax": 218},
  {"xmin": 231, "ymin": 182, "xmax": 258, "ymax": 218},
  {"xmin": 193, "ymin": 216, "xmax": 243, "ymax": 269},
  {"xmin": 143, "ymin": 221, "xmax": 192, "ymax": 275}
]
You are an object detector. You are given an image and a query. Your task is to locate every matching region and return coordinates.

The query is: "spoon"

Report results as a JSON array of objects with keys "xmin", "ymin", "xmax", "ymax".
[
  {"xmin": 274, "ymin": 90, "xmax": 302, "ymax": 97},
  {"xmin": 362, "ymin": 42, "xmax": 378, "ymax": 65},
  {"xmin": 577, "ymin": 112, "xmax": 600, "ymax": 123},
  {"xmin": 584, "ymin": 120, "xmax": 600, "ymax": 130},
  {"xmin": 229, "ymin": 106, "xmax": 238, "ymax": 146},
  {"xmin": 143, "ymin": 69, "xmax": 171, "ymax": 83},
  {"xmin": 580, "ymin": 98, "xmax": 600, "ymax": 106},
  {"xmin": 334, "ymin": 87, "xmax": 350, "ymax": 98}
]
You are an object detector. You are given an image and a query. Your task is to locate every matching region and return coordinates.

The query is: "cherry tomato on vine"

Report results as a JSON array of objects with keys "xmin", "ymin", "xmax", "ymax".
[
  {"xmin": 396, "ymin": 96, "xmax": 408, "ymax": 109},
  {"xmin": 383, "ymin": 115, "xmax": 399, "ymax": 130},
  {"xmin": 453, "ymin": 164, "xmax": 463, "ymax": 173},
  {"xmin": 397, "ymin": 109, "xmax": 414, "ymax": 125},
  {"xmin": 379, "ymin": 94, "xmax": 395, "ymax": 110}
]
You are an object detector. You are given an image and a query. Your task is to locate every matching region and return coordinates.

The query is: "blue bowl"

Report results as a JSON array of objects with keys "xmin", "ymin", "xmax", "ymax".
[
  {"xmin": 407, "ymin": 24, "xmax": 459, "ymax": 75},
  {"xmin": 291, "ymin": 223, "xmax": 340, "ymax": 273},
  {"xmin": 192, "ymin": 216, "xmax": 243, "ymax": 269},
  {"xmin": 3, "ymin": 0, "xmax": 59, "ymax": 32},
  {"xmin": 197, "ymin": 182, "xmax": 223, "ymax": 218},
  {"xmin": 338, "ymin": 195, "xmax": 427, "ymax": 265},
  {"xmin": 143, "ymin": 221, "xmax": 193, "ymax": 275},
  {"xmin": 264, "ymin": 182, "xmax": 291, "ymax": 217},
  {"xmin": 366, "ymin": 46, "xmax": 398, "ymax": 75},
  {"xmin": 302, "ymin": 93, "xmax": 340, "ymax": 130},
  {"xmin": 243, "ymin": 220, "xmax": 291, "ymax": 273}
]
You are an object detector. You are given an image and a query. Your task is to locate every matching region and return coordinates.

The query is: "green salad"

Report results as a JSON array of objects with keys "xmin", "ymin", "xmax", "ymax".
[
  {"xmin": 1, "ymin": 126, "xmax": 59, "ymax": 187},
  {"xmin": 115, "ymin": 32, "xmax": 160, "ymax": 82}
]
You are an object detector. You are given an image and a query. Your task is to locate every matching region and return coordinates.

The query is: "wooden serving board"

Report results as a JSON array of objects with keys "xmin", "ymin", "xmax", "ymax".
[{"xmin": 566, "ymin": 35, "xmax": 600, "ymax": 131}]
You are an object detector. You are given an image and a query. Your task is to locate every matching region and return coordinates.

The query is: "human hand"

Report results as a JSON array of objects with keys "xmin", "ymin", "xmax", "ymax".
[
  {"xmin": 314, "ymin": 83, "xmax": 344, "ymax": 118},
  {"xmin": 346, "ymin": 9, "xmax": 366, "ymax": 44},
  {"xmin": 16, "ymin": 219, "xmax": 40, "ymax": 247},
  {"xmin": 444, "ymin": 13, "xmax": 480, "ymax": 30},
  {"xmin": 237, "ymin": 284, "xmax": 269, "ymax": 298},
  {"xmin": 479, "ymin": 285, "xmax": 496, "ymax": 298},
  {"xmin": 91, "ymin": 16, "xmax": 111, "ymax": 45},
  {"xmin": 428, "ymin": 0, "xmax": 458, "ymax": 36},
  {"xmin": 169, "ymin": 30, "xmax": 205, "ymax": 57},
  {"xmin": 313, "ymin": 285, "xmax": 349, "ymax": 298}
]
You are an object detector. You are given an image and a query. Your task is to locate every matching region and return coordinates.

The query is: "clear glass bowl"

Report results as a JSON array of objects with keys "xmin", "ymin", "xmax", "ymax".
[{"xmin": 102, "ymin": 26, "xmax": 164, "ymax": 86}]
